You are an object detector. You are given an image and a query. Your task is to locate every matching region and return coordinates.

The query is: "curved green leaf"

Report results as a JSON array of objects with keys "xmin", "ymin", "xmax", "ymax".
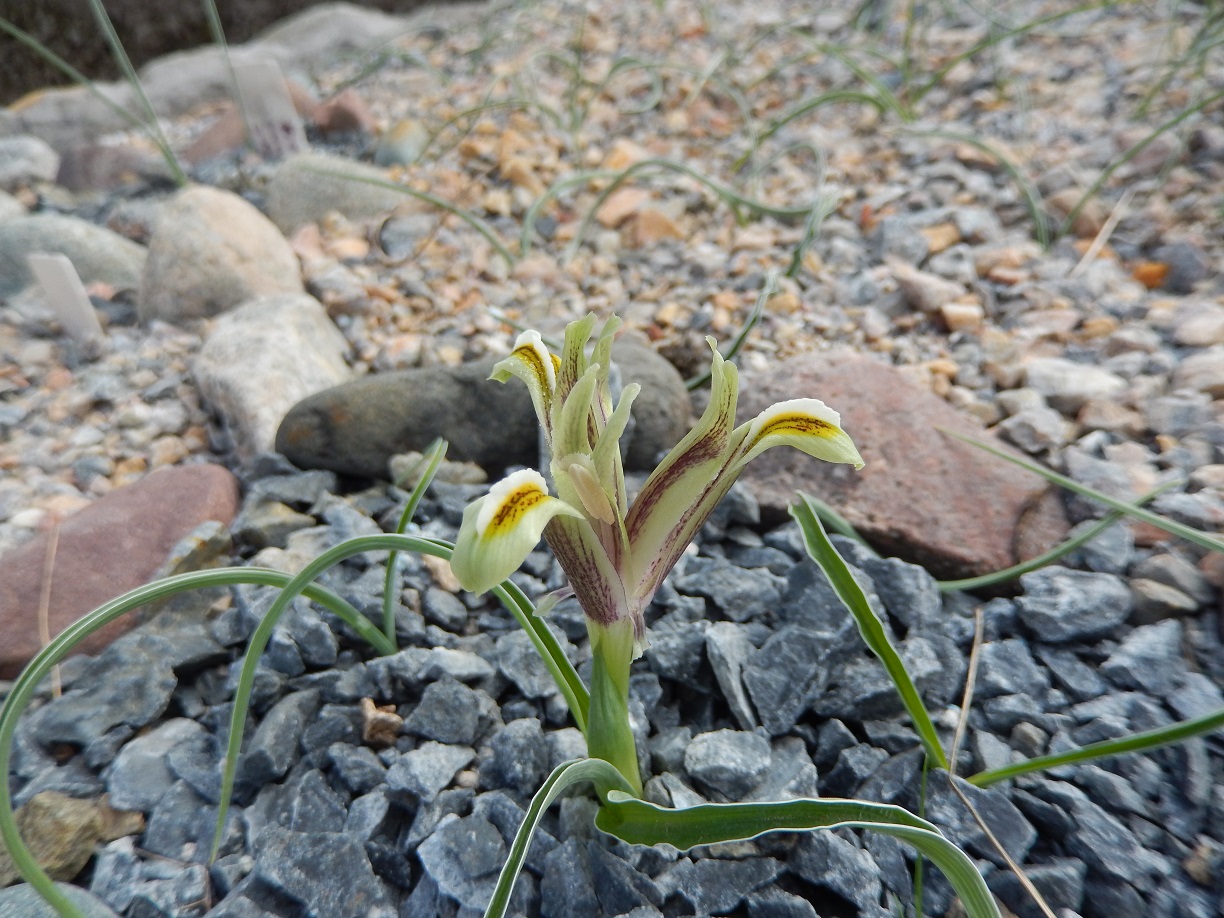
[
  {"xmin": 305, "ymin": 167, "xmax": 517, "ymax": 267},
  {"xmin": 595, "ymin": 793, "xmax": 1001, "ymax": 918},
  {"xmin": 563, "ymin": 157, "xmax": 817, "ymax": 262},
  {"xmin": 0, "ymin": 567, "xmax": 374, "ymax": 918},
  {"xmin": 790, "ymin": 494, "xmax": 949, "ymax": 769},
  {"xmin": 210, "ymin": 533, "xmax": 591, "ymax": 859},
  {"xmin": 383, "ymin": 438, "xmax": 449, "ymax": 643},
  {"xmin": 483, "ymin": 759, "xmax": 633, "ymax": 918},
  {"xmin": 941, "ymin": 429, "xmax": 1224, "ymax": 554},
  {"xmin": 969, "ymin": 704, "xmax": 1224, "ymax": 788},
  {"xmin": 938, "ymin": 481, "xmax": 1179, "ymax": 592},
  {"xmin": 684, "ymin": 271, "xmax": 776, "ymax": 391}
]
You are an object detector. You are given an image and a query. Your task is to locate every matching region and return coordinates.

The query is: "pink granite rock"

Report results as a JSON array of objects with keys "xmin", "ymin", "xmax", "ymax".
[
  {"xmin": 736, "ymin": 351, "xmax": 1069, "ymax": 581},
  {"xmin": 0, "ymin": 464, "xmax": 239, "ymax": 678}
]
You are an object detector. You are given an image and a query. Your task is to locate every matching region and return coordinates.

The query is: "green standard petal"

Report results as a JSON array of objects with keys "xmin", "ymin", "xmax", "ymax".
[{"xmin": 451, "ymin": 470, "xmax": 582, "ymax": 595}]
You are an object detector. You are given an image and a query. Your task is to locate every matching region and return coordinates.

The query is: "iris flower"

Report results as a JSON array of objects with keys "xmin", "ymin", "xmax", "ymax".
[{"xmin": 450, "ymin": 314, "xmax": 862, "ymax": 790}]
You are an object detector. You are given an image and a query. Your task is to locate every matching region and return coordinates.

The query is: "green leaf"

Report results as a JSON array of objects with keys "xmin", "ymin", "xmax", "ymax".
[
  {"xmin": 0, "ymin": 15, "xmax": 186, "ymax": 186},
  {"xmin": 491, "ymin": 577, "xmax": 590, "ymax": 734},
  {"xmin": 306, "ymin": 166, "xmax": 517, "ymax": 268},
  {"xmin": 562, "ymin": 157, "xmax": 817, "ymax": 263},
  {"xmin": 797, "ymin": 492, "xmax": 870, "ymax": 546},
  {"xmin": 969, "ymin": 704, "xmax": 1224, "ymax": 788},
  {"xmin": 210, "ymin": 533, "xmax": 591, "ymax": 860},
  {"xmin": 384, "ymin": 438, "xmax": 449, "ymax": 643},
  {"xmin": 790, "ymin": 494, "xmax": 948, "ymax": 769},
  {"xmin": 904, "ymin": 129, "xmax": 1049, "ymax": 248},
  {"xmin": 87, "ymin": 0, "xmax": 188, "ymax": 186},
  {"xmin": 937, "ymin": 481, "xmax": 1180, "ymax": 592},
  {"xmin": 941, "ymin": 429, "xmax": 1224, "ymax": 554},
  {"xmin": 484, "ymin": 759, "xmax": 634, "ymax": 918},
  {"xmin": 595, "ymin": 793, "xmax": 1001, "ymax": 918},
  {"xmin": 0, "ymin": 567, "xmax": 373, "ymax": 918}
]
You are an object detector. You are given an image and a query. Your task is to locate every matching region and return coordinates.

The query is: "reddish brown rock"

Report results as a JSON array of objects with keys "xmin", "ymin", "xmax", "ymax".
[
  {"xmin": 736, "ymin": 351, "xmax": 1069, "ymax": 581},
  {"xmin": 181, "ymin": 80, "xmax": 319, "ymax": 164},
  {"xmin": 0, "ymin": 464, "xmax": 239, "ymax": 679},
  {"xmin": 312, "ymin": 89, "xmax": 377, "ymax": 137}
]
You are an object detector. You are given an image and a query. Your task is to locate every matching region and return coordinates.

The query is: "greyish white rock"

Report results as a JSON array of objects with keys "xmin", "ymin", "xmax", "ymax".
[{"xmin": 193, "ymin": 293, "xmax": 351, "ymax": 457}]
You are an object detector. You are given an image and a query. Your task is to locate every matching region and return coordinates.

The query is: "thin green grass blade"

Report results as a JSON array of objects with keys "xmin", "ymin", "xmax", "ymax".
[
  {"xmin": 563, "ymin": 157, "xmax": 816, "ymax": 262},
  {"xmin": 791, "ymin": 494, "xmax": 949, "ymax": 769},
  {"xmin": 383, "ymin": 438, "xmax": 449, "ymax": 643},
  {"xmin": 818, "ymin": 43, "xmax": 911, "ymax": 120},
  {"xmin": 1137, "ymin": 15, "xmax": 1224, "ymax": 116},
  {"xmin": 734, "ymin": 136, "xmax": 832, "ymax": 275},
  {"xmin": 942, "ymin": 429, "xmax": 1224, "ymax": 553},
  {"xmin": 416, "ymin": 95, "xmax": 530, "ymax": 162},
  {"xmin": 0, "ymin": 567, "xmax": 370, "ymax": 918},
  {"xmin": 736, "ymin": 90, "xmax": 885, "ymax": 171},
  {"xmin": 937, "ymin": 481, "xmax": 1180, "ymax": 592},
  {"xmin": 0, "ymin": 16, "xmax": 185, "ymax": 186},
  {"xmin": 86, "ymin": 0, "xmax": 188, "ymax": 186},
  {"xmin": 906, "ymin": 129, "xmax": 1050, "ymax": 247},
  {"xmin": 602, "ymin": 58, "xmax": 664, "ymax": 116},
  {"xmin": 685, "ymin": 271, "xmax": 776, "ymax": 390},
  {"xmin": 798, "ymin": 493, "xmax": 870, "ymax": 546},
  {"xmin": 1056, "ymin": 86, "xmax": 1224, "ymax": 240},
  {"xmin": 519, "ymin": 169, "xmax": 616, "ymax": 256},
  {"xmin": 912, "ymin": 1, "xmax": 1111, "ymax": 103},
  {"xmin": 200, "ymin": 0, "xmax": 248, "ymax": 146},
  {"xmin": 786, "ymin": 188, "xmax": 836, "ymax": 280},
  {"xmin": 969, "ymin": 704, "xmax": 1224, "ymax": 788},
  {"xmin": 210, "ymin": 533, "xmax": 591, "ymax": 859},
  {"xmin": 595, "ymin": 793, "xmax": 1001, "ymax": 918},
  {"xmin": 491, "ymin": 578, "xmax": 589, "ymax": 733},
  {"xmin": 484, "ymin": 759, "xmax": 634, "ymax": 918},
  {"xmin": 307, "ymin": 167, "xmax": 517, "ymax": 267}
]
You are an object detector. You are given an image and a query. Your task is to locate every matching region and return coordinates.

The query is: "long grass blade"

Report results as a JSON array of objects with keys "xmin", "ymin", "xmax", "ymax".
[
  {"xmin": 383, "ymin": 438, "xmax": 449, "ymax": 643},
  {"xmin": 0, "ymin": 567, "xmax": 372, "ymax": 918},
  {"xmin": 791, "ymin": 494, "xmax": 949, "ymax": 769},
  {"xmin": 595, "ymin": 793, "xmax": 1001, "ymax": 918},
  {"xmin": 736, "ymin": 90, "xmax": 886, "ymax": 171},
  {"xmin": 685, "ymin": 271, "xmax": 776, "ymax": 390},
  {"xmin": 969, "ymin": 704, "xmax": 1224, "ymax": 788},
  {"xmin": 906, "ymin": 129, "xmax": 1050, "ymax": 248},
  {"xmin": 86, "ymin": 0, "xmax": 188, "ymax": 185},
  {"xmin": 483, "ymin": 759, "xmax": 633, "ymax": 918},
  {"xmin": 492, "ymin": 578, "xmax": 589, "ymax": 733},
  {"xmin": 0, "ymin": 16, "xmax": 184, "ymax": 185},
  {"xmin": 798, "ymin": 493, "xmax": 870, "ymax": 546},
  {"xmin": 1056, "ymin": 86, "xmax": 1224, "ymax": 240},
  {"xmin": 308, "ymin": 166, "xmax": 517, "ymax": 267},
  {"xmin": 937, "ymin": 480, "xmax": 1181, "ymax": 592},
  {"xmin": 200, "ymin": 0, "xmax": 249, "ymax": 147},
  {"xmin": 209, "ymin": 533, "xmax": 591, "ymax": 860},
  {"xmin": 942, "ymin": 429, "xmax": 1224, "ymax": 554},
  {"xmin": 562, "ymin": 157, "xmax": 817, "ymax": 262},
  {"xmin": 912, "ymin": 1, "xmax": 1112, "ymax": 102}
]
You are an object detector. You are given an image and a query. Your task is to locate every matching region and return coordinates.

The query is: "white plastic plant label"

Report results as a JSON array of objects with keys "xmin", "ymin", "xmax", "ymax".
[
  {"xmin": 27, "ymin": 252, "xmax": 105, "ymax": 348},
  {"xmin": 233, "ymin": 58, "xmax": 308, "ymax": 158}
]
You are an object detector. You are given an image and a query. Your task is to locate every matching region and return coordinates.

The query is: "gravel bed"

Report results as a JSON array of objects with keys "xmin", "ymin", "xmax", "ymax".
[{"xmin": 1, "ymin": 0, "xmax": 1223, "ymax": 915}]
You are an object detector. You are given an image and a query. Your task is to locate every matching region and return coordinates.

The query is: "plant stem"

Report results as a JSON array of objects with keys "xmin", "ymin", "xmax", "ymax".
[{"xmin": 586, "ymin": 617, "xmax": 643, "ymax": 797}]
